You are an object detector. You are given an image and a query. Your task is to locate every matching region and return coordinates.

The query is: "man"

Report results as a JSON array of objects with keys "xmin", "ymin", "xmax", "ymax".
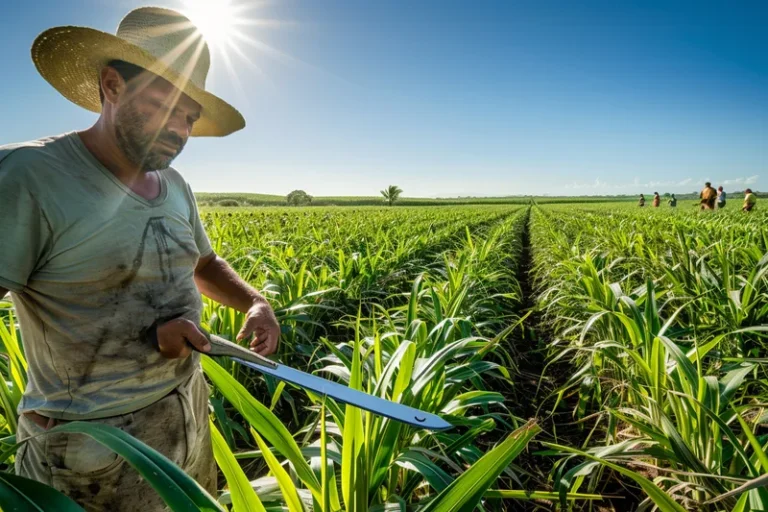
[
  {"xmin": 638, "ymin": 194, "xmax": 645, "ymax": 207},
  {"xmin": 700, "ymin": 181, "xmax": 717, "ymax": 210},
  {"xmin": 0, "ymin": 7, "xmax": 280, "ymax": 511},
  {"xmin": 668, "ymin": 193, "xmax": 677, "ymax": 207},
  {"xmin": 743, "ymin": 188, "xmax": 757, "ymax": 212},
  {"xmin": 717, "ymin": 186, "xmax": 727, "ymax": 209}
]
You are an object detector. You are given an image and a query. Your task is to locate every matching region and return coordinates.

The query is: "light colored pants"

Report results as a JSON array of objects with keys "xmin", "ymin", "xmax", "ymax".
[{"xmin": 15, "ymin": 369, "xmax": 217, "ymax": 511}]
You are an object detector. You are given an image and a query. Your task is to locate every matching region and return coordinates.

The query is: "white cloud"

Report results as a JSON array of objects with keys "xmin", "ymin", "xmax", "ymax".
[
  {"xmin": 723, "ymin": 175, "xmax": 760, "ymax": 186},
  {"xmin": 564, "ymin": 175, "xmax": 758, "ymax": 192},
  {"xmin": 565, "ymin": 177, "xmax": 694, "ymax": 190}
]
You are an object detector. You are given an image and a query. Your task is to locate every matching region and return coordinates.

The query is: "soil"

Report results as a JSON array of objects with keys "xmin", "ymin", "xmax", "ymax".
[{"xmin": 502, "ymin": 207, "xmax": 644, "ymax": 511}]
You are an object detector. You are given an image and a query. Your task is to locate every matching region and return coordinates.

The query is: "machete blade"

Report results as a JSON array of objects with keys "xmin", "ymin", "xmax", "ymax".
[{"xmin": 233, "ymin": 357, "xmax": 453, "ymax": 431}]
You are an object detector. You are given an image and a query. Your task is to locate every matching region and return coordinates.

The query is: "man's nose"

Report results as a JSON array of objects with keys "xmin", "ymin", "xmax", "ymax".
[{"xmin": 165, "ymin": 113, "xmax": 191, "ymax": 140}]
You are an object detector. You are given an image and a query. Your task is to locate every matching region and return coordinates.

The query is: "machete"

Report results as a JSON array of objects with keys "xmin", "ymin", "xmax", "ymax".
[{"xmin": 160, "ymin": 328, "xmax": 452, "ymax": 431}]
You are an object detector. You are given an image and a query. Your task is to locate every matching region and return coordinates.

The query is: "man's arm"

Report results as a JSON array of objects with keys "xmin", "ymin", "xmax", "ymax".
[
  {"xmin": 194, "ymin": 252, "xmax": 280, "ymax": 356},
  {"xmin": 0, "ymin": 287, "xmax": 8, "ymax": 301}
]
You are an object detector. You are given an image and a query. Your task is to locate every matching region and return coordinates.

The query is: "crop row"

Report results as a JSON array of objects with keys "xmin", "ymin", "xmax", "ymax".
[
  {"xmin": 1, "ymin": 206, "xmax": 569, "ymax": 511},
  {"xmin": 529, "ymin": 204, "xmax": 768, "ymax": 511}
]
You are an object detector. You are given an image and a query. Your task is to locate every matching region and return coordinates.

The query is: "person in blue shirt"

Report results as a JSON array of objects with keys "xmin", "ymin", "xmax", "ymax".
[{"xmin": 717, "ymin": 186, "xmax": 727, "ymax": 209}]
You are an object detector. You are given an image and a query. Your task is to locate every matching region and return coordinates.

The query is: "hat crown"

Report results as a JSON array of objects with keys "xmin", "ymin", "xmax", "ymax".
[{"xmin": 115, "ymin": 7, "xmax": 210, "ymax": 89}]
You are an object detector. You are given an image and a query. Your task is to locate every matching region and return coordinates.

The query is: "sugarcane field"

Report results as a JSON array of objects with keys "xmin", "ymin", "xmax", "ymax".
[{"xmin": 1, "ymin": 1, "xmax": 766, "ymax": 511}]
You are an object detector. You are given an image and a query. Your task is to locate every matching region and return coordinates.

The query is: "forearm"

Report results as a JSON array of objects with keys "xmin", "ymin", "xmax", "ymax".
[{"xmin": 194, "ymin": 255, "xmax": 266, "ymax": 313}]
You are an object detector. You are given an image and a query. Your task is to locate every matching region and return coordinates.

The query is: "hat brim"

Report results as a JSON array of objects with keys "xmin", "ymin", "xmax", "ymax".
[{"xmin": 31, "ymin": 26, "xmax": 245, "ymax": 137}]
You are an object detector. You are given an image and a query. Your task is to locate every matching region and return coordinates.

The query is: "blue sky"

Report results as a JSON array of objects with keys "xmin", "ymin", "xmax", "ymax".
[{"xmin": 1, "ymin": 0, "xmax": 766, "ymax": 196}]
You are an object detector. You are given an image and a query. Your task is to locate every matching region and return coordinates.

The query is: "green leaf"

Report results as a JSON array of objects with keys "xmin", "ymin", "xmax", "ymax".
[
  {"xmin": 720, "ymin": 364, "xmax": 755, "ymax": 406},
  {"xmin": 735, "ymin": 408, "xmax": 768, "ymax": 473},
  {"xmin": 395, "ymin": 450, "xmax": 453, "ymax": 492},
  {"xmin": 211, "ymin": 421, "xmax": 267, "ymax": 512},
  {"xmin": 202, "ymin": 356, "xmax": 322, "ymax": 502},
  {"xmin": 704, "ymin": 473, "xmax": 768, "ymax": 507},
  {"xmin": 341, "ymin": 318, "xmax": 366, "ymax": 511},
  {"xmin": 370, "ymin": 497, "xmax": 407, "ymax": 511},
  {"xmin": 319, "ymin": 401, "xmax": 336, "ymax": 512},
  {"xmin": 0, "ymin": 471, "xmax": 84, "ymax": 511},
  {"xmin": 251, "ymin": 428, "xmax": 305, "ymax": 512},
  {"xmin": 484, "ymin": 489, "xmax": 604, "ymax": 501},
  {"xmin": 419, "ymin": 420, "xmax": 540, "ymax": 512},
  {"xmin": 732, "ymin": 493, "xmax": 750, "ymax": 512},
  {"xmin": 48, "ymin": 421, "xmax": 223, "ymax": 511},
  {"xmin": 543, "ymin": 442, "xmax": 687, "ymax": 512}
]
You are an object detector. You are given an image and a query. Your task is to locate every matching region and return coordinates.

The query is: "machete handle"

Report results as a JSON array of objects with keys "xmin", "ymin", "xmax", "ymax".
[
  {"xmin": 205, "ymin": 333, "xmax": 279, "ymax": 369},
  {"xmin": 146, "ymin": 320, "xmax": 277, "ymax": 369}
]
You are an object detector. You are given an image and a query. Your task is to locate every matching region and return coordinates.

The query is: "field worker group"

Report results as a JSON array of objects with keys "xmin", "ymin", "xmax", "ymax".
[{"xmin": 636, "ymin": 182, "xmax": 757, "ymax": 211}]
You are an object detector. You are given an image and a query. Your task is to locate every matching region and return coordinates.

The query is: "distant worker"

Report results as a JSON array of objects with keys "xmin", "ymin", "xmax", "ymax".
[
  {"xmin": 653, "ymin": 192, "xmax": 660, "ymax": 207},
  {"xmin": 700, "ymin": 181, "xmax": 717, "ymax": 210},
  {"xmin": 638, "ymin": 194, "xmax": 645, "ymax": 207},
  {"xmin": 668, "ymin": 194, "xmax": 677, "ymax": 207},
  {"xmin": 717, "ymin": 186, "xmax": 726, "ymax": 209},
  {"xmin": 743, "ymin": 188, "xmax": 757, "ymax": 212}
]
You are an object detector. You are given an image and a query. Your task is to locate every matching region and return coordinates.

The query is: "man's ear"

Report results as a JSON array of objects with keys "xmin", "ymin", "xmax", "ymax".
[{"xmin": 100, "ymin": 67, "xmax": 125, "ymax": 106}]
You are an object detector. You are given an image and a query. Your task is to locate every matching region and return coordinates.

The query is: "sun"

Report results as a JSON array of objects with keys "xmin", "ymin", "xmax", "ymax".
[
  {"xmin": 177, "ymin": 0, "xmax": 300, "ymax": 91},
  {"xmin": 181, "ymin": 0, "xmax": 242, "ymax": 50}
]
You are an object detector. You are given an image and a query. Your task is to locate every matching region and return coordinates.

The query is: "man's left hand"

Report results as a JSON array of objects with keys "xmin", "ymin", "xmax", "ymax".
[{"xmin": 237, "ymin": 301, "xmax": 280, "ymax": 356}]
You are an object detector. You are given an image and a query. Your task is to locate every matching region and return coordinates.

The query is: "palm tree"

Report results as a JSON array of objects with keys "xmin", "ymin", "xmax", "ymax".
[{"xmin": 380, "ymin": 185, "xmax": 403, "ymax": 206}]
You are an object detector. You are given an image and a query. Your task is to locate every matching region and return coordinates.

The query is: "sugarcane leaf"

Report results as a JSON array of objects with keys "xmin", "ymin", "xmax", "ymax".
[
  {"xmin": 48, "ymin": 421, "xmax": 223, "ymax": 511},
  {"xmin": 543, "ymin": 441, "xmax": 687, "ymax": 512},
  {"xmin": 418, "ymin": 420, "xmax": 540, "ymax": 512},
  {"xmin": 202, "ymin": 357, "xmax": 322, "ymax": 502},
  {"xmin": 210, "ymin": 422, "xmax": 267, "ymax": 512},
  {"xmin": 0, "ymin": 471, "xmax": 84, "ymax": 511}
]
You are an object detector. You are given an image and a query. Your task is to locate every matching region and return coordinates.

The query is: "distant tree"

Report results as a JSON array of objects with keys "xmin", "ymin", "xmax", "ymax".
[
  {"xmin": 381, "ymin": 185, "xmax": 403, "ymax": 206},
  {"xmin": 286, "ymin": 189, "xmax": 312, "ymax": 206}
]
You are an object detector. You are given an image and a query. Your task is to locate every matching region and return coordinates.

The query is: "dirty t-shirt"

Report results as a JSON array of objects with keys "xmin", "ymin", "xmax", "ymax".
[{"xmin": 0, "ymin": 132, "xmax": 213, "ymax": 420}]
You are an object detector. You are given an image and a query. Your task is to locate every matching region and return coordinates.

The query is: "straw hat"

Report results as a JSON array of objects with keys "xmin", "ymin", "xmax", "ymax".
[{"xmin": 31, "ymin": 6, "xmax": 245, "ymax": 137}]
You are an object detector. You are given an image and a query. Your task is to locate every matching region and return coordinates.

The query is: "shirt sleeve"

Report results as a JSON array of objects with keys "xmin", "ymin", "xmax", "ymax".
[
  {"xmin": 0, "ymin": 157, "xmax": 52, "ymax": 292},
  {"xmin": 185, "ymin": 183, "xmax": 214, "ymax": 259}
]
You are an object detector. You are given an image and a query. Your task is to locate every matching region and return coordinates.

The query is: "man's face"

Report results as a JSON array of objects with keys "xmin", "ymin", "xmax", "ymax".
[{"xmin": 114, "ymin": 75, "xmax": 202, "ymax": 172}]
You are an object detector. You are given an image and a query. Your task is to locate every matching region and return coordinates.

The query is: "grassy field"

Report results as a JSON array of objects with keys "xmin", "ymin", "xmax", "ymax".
[
  {"xmin": 196, "ymin": 192, "xmax": 764, "ymax": 208},
  {"xmin": 1, "ymin": 201, "xmax": 766, "ymax": 511},
  {"xmin": 196, "ymin": 192, "xmax": 645, "ymax": 207}
]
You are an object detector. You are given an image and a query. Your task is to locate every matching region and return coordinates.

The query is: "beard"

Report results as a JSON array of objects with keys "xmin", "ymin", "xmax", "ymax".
[{"xmin": 114, "ymin": 100, "xmax": 186, "ymax": 173}]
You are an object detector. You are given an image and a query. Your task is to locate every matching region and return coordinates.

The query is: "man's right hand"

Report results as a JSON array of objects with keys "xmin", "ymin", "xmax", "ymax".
[{"xmin": 155, "ymin": 318, "xmax": 211, "ymax": 359}]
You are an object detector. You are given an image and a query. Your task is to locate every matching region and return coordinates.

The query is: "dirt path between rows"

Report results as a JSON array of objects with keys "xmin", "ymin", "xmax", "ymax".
[{"xmin": 505, "ymin": 207, "xmax": 641, "ymax": 511}]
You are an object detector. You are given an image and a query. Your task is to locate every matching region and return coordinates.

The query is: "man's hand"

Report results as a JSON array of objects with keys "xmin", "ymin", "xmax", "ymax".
[
  {"xmin": 194, "ymin": 253, "xmax": 280, "ymax": 355},
  {"xmin": 156, "ymin": 318, "xmax": 211, "ymax": 359},
  {"xmin": 238, "ymin": 301, "xmax": 280, "ymax": 356}
]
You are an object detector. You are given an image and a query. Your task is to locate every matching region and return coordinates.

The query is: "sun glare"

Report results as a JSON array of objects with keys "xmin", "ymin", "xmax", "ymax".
[
  {"xmin": 182, "ymin": 0, "xmax": 241, "ymax": 50},
  {"xmin": 178, "ymin": 0, "xmax": 304, "ymax": 95}
]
